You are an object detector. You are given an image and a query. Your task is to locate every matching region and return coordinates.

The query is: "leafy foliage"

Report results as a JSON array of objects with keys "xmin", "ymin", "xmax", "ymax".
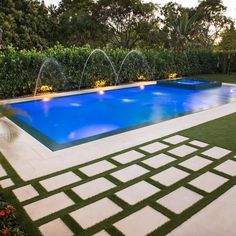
[{"xmin": 0, "ymin": 45, "xmax": 219, "ymax": 99}]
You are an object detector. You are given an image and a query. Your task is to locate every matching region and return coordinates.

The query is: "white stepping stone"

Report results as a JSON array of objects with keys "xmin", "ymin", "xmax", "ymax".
[
  {"xmin": 115, "ymin": 181, "xmax": 159, "ymax": 205},
  {"xmin": 202, "ymin": 147, "xmax": 231, "ymax": 159},
  {"xmin": 139, "ymin": 141, "xmax": 169, "ymax": 153},
  {"xmin": 179, "ymin": 156, "xmax": 212, "ymax": 171},
  {"xmin": 72, "ymin": 177, "xmax": 116, "ymax": 200},
  {"xmin": 13, "ymin": 185, "xmax": 39, "ymax": 202},
  {"xmin": 214, "ymin": 160, "xmax": 236, "ymax": 176},
  {"xmin": 168, "ymin": 145, "xmax": 197, "ymax": 157},
  {"xmin": 189, "ymin": 172, "xmax": 228, "ymax": 193},
  {"xmin": 93, "ymin": 230, "xmax": 110, "ymax": 236},
  {"xmin": 151, "ymin": 167, "xmax": 189, "ymax": 186},
  {"xmin": 39, "ymin": 218, "xmax": 73, "ymax": 236},
  {"xmin": 142, "ymin": 154, "xmax": 175, "ymax": 169},
  {"xmin": 0, "ymin": 178, "xmax": 14, "ymax": 188},
  {"xmin": 70, "ymin": 198, "xmax": 122, "ymax": 229},
  {"xmin": 157, "ymin": 187, "xmax": 203, "ymax": 214},
  {"xmin": 40, "ymin": 172, "xmax": 81, "ymax": 191},
  {"xmin": 163, "ymin": 135, "xmax": 189, "ymax": 145},
  {"xmin": 0, "ymin": 164, "xmax": 7, "ymax": 177},
  {"xmin": 79, "ymin": 160, "xmax": 116, "ymax": 177},
  {"xmin": 24, "ymin": 192, "xmax": 74, "ymax": 221},
  {"xmin": 189, "ymin": 140, "xmax": 208, "ymax": 148},
  {"xmin": 114, "ymin": 206, "xmax": 169, "ymax": 236},
  {"xmin": 110, "ymin": 164, "xmax": 149, "ymax": 182},
  {"xmin": 112, "ymin": 150, "xmax": 144, "ymax": 164}
]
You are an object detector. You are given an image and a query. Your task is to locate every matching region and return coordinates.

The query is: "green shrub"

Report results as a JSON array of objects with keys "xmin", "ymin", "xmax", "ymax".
[{"xmin": 0, "ymin": 45, "xmax": 219, "ymax": 99}]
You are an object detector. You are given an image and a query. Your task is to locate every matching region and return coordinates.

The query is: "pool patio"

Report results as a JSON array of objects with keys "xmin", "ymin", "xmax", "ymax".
[{"xmin": 0, "ymin": 82, "xmax": 236, "ymax": 235}]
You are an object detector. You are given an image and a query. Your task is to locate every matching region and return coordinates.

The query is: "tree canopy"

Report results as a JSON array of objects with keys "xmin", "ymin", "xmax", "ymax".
[{"xmin": 0, "ymin": 0, "xmax": 234, "ymax": 51}]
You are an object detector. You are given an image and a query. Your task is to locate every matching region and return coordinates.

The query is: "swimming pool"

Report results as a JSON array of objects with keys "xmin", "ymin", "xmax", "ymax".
[{"xmin": 10, "ymin": 83, "xmax": 236, "ymax": 151}]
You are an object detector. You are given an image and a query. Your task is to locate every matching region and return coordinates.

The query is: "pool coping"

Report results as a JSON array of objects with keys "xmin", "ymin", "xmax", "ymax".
[{"xmin": 0, "ymin": 82, "xmax": 236, "ymax": 181}]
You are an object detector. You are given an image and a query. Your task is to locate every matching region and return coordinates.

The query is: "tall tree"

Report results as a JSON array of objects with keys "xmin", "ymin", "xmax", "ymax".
[{"xmin": 94, "ymin": 0, "xmax": 158, "ymax": 49}]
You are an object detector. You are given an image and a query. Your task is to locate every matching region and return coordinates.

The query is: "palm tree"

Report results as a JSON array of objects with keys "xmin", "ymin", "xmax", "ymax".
[{"xmin": 0, "ymin": 105, "xmax": 25, "ymax": 142}]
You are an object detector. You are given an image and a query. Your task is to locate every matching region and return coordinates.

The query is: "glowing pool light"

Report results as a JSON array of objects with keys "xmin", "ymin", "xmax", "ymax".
[
  {"xmin": 42, "ymin": 97, "xmax": 51, "ymax": 102},
  {"xmin": 230, "ymin": 89, "xmax": 234, "ymax": 93},
  {"xmin": 122, "ymin": 98, "xmax": 135, "ymax": 103},
  {"xmin": 140, "ymin": 85, "xmax": 145, "ymax": 90},
  {"xmin": 98, "ymin": 90, "xmax": 105, "ymax": 95},
  {"xmin": 70, "ymin": 103, "xmax": 81, "ymax": 107}
]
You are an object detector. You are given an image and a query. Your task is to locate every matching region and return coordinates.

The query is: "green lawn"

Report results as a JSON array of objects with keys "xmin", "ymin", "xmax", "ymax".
[
  {"xmin": 180, "ymin": 113, "xmax": 236, "ymax": 151},
  {"xmin": 193, "ymin": 73, "xmax": 236, "ymax": 84}
]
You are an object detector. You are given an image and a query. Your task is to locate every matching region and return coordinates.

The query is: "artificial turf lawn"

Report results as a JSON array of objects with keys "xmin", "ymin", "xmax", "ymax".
[
  {"xmin": 180, "ymin": 112, "xmax": 236, "ymax": 151},
  {"xmin": 193, "ymin": 73, "xmax": 236, "ymax": 84}
]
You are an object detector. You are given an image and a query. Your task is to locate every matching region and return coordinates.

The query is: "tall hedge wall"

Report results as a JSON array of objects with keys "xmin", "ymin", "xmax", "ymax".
[{"xmin": 0, "ymin": 45, "xmax": 219, "ymax": 99}]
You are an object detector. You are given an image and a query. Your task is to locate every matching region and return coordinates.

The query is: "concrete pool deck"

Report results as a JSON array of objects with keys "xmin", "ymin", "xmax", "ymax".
[{"xmin": 0, "ymin": 82, "xmax": 236, "ymax": 235}]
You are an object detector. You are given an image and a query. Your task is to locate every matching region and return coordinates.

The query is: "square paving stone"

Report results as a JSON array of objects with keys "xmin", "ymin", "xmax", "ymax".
[
  {"xmin": 139, "ymin": 141, "xmax": 169, "ymax": 153},
  {"xmin": 110, "ymin": 164, "xmax": 149, "ymax": 183},
  {"xmin": 214, "ymin": 160, "xmax": 236, "ymax": 176},
  {"xmin": 0, "ymin": 164, "xmax": 7, "ymax": 177},
  {"xmin": 114, "ymin": 206, "xmax": 169, "ymax": 236},
  {"xmin": 202, "ymin": 147, "xmax": 231, "ymax": 159},
  {"xmin": 115, "ymin": 181, "xmax": 159, "ymax": 205},
  {"xmin": 39, "ymin": 218, "xmax": 73, "ymax": 236},
  {"xmin": 0, "ymin": 178, "xmax": 14, "ymax": 188},
  {"xmin": 168, "ymin": 145, "xmax": 198, "ymax": 157},
  {"xmin": 93, "ymin": 230, "xmax": 110, "ymax": 236},
  {"xmin": 157, "ymin": 187, "xmax": 203, "ymax": 214},
  {"xmin": 189, "ymin": 172, "xmax": 228, "ymax": 193},
  {"xmin": 179, "ymin": 156, "xmax": 212, "ymax": 171},
  {"xmin": 112, "ymin": 150, "xmax": 144, "ymax": 164},
  {"xmin": 142, "ymin": 154, "xmax": 176, "ymax": 169},
  {"xmin": 79, "ymin": 160, "xmax": 116, "ymax": 177},
  {"xmin": 40, "ymin": 172, "xmax": 81, "ymax": 191},
  {"xmin": 24, "ymin": 192, "xmax": 74, "ymax": 221},
  {"xmin": 163, "ymin": 135, "xmax": 189, "ymax": 145},
  {"xmin": 13, "ymin": 185, "xmax": 39, "ymax": 202},
  {"xmin": 151, "ymin": 167, "xmax": 189, "ymax": 186},
  {"xmin": 72, "ymin": 177, "xmax": 116, "ymax": 200},
  {"xmin": 189, "ymin": 140, "xmax": 208, "ymax": 148},
  {"xmin": 70, "ymin": 198, "xmax": 122, "ymax": 229}
]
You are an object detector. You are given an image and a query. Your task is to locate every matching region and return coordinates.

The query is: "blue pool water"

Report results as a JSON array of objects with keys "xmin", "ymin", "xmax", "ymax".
[
  {"xmin": 11, "ymin": 84, "xmax": 236, "ymax": 150},
  {"xmin": 176, "ymin": 79, "xmax": 209, "ymax": 85}
]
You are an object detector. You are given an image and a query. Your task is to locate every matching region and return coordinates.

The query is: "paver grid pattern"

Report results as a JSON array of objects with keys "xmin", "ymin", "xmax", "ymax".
[{"xmin": 0, "ymin": 135, "xmax": 235, "ymax": 236}]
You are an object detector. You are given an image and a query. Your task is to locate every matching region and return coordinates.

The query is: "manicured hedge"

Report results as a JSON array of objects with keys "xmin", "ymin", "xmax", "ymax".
[{"xmin": 0, "ymin": 45, "xmax": 219, "ymax": 99}]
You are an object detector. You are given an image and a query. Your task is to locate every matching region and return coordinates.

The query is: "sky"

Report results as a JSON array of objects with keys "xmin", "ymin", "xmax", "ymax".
[{"xmin": 44, "ymin": 0, "xmax": 236, "ymax": 19}]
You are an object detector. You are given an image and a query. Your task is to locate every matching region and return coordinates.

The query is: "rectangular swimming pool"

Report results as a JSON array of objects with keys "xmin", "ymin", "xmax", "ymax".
[{"xmin": 10, "ymin": 84, "xmax": 236, "ymax": 151}]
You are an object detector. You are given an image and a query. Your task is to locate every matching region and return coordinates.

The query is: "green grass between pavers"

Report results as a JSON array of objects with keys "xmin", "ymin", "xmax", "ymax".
[
  {"xmin": 179, "ymin": 112, "xmax": 236, "ymax": 151},
  {"xmin": 0, "ymin": 113, "xmax": 236, "ymax": 235},
  {"xmin": 192, "ymin": 73, "xmax": 236, "ymax": 83}
]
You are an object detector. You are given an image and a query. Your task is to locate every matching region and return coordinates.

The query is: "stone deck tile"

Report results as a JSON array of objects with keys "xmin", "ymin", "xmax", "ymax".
[
  {"xmin": 114, "ymin": 206, "xmax": 169, "ymax": 236},
  {"xmin": 189, "ymin": 140, "xmax": 208, "ymax": 148},
  {"xmin": 179, "ymin": 156, "xmax": 212, "ymax": 171},
  {"xmin": 115, "ymin": 181, "xmax": 159, "ymax": 205},
  {"xmin": 157, "ymin": 187, "xmax": 203, "ymax": 214},
  {"xmin": 189, "ymin": 172, "xmax": 228, "ymax": 193},
  {"xmin": 110, "ymin": 164, "xmax": 149, "ymax": 183},
  {"xmin": 214, "ymin": 160, "xmax": 236, "ymax": 176},
  {"xmin": 0, "ymin": 178, "xmax": 14, "ymax": 188},
  {"xmin": 168, "ymin": 145, "xmax": 198, "ymax": 157},
  {"xmin": 92, "ymin": 230, "xmax": 110, "ymax": 236},
  {"xmin": 72, "ymin": 177, "xmax": 116, "ymax": 200},
  {"xmin": 151, "ymin": 167, "xmax": 189, "ymax": 186},
  {"xmin": 112, "ymin": 150, "xmax": 144, "ymax": 164},
  {"xmin": 202, "ymin": 147, "xmax": 231, "ymax": 159},
  {"xmin": 13, "ymin": 184, "xmax": 39, "ymax": 202},
  {"xmin": 79, "ymin": 160, "xmax": 116, "ymax": 177},
  {"xmin": 40, "ymin": 172, "xmax": 81, "ymax": 191},
  {"xmin": 142, "ymin": 154, "xmax": 176, "ymax": 169},
  {"xmin": 139, "ymin": 141, "xmax": 169, "ymax": 153},
  {"xmin": 24, "ymin": 192, "xmax": 74, "ymax": 221},
  {"xmin": 70, "ymin": 198, "xmax": 122, "ymax": 229},
  {"xmin": 39, "ymin": 218, "xmax": 73, "ymax": 236},
  {"xmin": 163, "ymin": 135, "xmax": 189, "ymax": 145}
]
